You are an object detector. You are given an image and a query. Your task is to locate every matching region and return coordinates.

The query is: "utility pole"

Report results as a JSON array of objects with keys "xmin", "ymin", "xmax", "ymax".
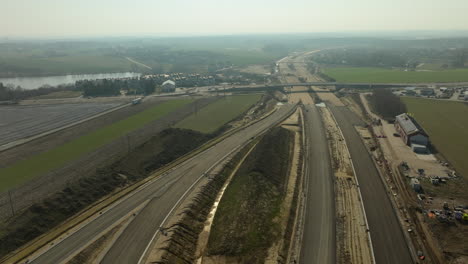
[
  {"xmin": 126, "ymin": 134, "xmax": 131, "ymax": 155},
  {"xmin": 8, "ymin": 190, "xmax": 15, "ymax": 216}
]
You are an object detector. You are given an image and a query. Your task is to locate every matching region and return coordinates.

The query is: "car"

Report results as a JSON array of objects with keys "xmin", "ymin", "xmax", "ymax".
[{"xmin": 393, "ymin": 133, "xmax": 400, "ymax": 137}]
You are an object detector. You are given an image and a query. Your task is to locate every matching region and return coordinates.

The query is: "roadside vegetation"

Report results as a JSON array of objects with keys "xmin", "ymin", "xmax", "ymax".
[
  {"xmin": 156, "ymin": 139, "xmax": 260, "ymax": 263},
  {"xmin": 322, "ymin": 67, "xmax": 468, "ymax": 83},
  {"xmin": 0, "ymin": 99, "xmax": 193, "ymax": 192},
  {"xmin": 368, "ymin": 89, "xmax": 407, "ymax": 120},
  {"xmin": 0, "ymin": 128, "xmax": 211, "ymax": 258},
  {"xmin": 0, "ymin": 82, "xmax": 78, "ymax": 102},
  {"xmin": 175, "ymin": 94, "xmax": 261, "ymax": 133},
  {"xmin": 206, "ymin": 127, "xmax": 293, "ymax": 263},
  {"xmin": 403, "ymin": 98, "xmax": 468, "ymax": 191},
  {"xmin": 31, "ymin": 90, "xmax": 82, "ymax": 99}
]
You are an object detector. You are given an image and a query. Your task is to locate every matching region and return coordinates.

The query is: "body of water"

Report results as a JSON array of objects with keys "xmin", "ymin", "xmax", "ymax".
[{"xmin": 0, "ymin": 72, "xmax": 141, "ymax": 90}]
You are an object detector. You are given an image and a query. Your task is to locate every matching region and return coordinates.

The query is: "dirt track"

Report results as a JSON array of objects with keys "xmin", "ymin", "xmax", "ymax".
[{"xmin": 0, "ymin": 96, "xmax": 217, "ymax": 220}]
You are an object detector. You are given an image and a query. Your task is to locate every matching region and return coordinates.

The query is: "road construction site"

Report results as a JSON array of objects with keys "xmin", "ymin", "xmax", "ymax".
[
  {"xmin": 5, "ymin": 50, "xmax": 466, "ymax": 264},
  {"xmin": 4, "ymin": 94, "xmax": 294, "ymax": 264},
  {"xmin": 348, "ymin": 93, "xmax": 468, "ymax": 264},
  {"xmin": 0, "ymin": 96, "xmax": 217, "ymax": 221},
  {"xmin": 278, "ymin": 53, "xmax": 380, "ymax": 264}
]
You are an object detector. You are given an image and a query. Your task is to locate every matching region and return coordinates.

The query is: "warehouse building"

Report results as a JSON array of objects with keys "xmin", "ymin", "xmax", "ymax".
[
  {"xmin": 395, "ymin": 113, "xmax": 429, "ymax": 153},
  {"xmin": 161, "ymin": 80, "xmax": 176, "ymax": 92}
]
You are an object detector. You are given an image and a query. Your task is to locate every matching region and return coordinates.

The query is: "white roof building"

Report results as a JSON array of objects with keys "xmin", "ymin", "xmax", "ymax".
[{"xmin": 162, "ymin": 80, "xmax": 175, "ymax": 86}]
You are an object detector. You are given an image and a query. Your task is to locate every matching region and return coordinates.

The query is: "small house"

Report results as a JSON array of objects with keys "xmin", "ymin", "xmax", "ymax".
[{"xmin": 395, "ymin": 113, "xmax": 429, "ymax": 153}]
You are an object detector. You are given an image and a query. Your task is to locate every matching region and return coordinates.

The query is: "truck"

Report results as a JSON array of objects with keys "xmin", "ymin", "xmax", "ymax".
[{"xmin": 132, "ymin": 97, "xmax": 142, "ymax": 105}]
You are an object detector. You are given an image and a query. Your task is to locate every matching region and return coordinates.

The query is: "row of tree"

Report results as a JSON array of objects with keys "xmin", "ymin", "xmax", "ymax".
[
  {"xmin": 77, "ymin": 79, "xmax": 156, "ymax": 97},
  {"xmin": 0, "ymin": 83, "xmax": 73, "ymax": 102},
  {"xmin": 370, "ymin": 89, "xmax": 407, "ymax": 120}
]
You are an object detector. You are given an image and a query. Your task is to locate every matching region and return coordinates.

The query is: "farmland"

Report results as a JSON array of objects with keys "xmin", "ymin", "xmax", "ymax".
[
  {"xmin": 0, "ymin": 54, "xmax": 138, "ymax": 77},
  {"xmin": 0, "ymin": 99, "xmax": 193, "ymax": 192},
  {"xmin": 402, "ymin": 97, "xmax": 468, "ymax": 181},
  {"xmin": 175, "ymin": 94, "xmax": 261, "ymax": 133},
  {"xmin": 323, "ymin": 67, "xmax": 468, "ymax": 83},
  {"xmin": 0, "ymin": 102, "xmax": 121, "ymax": 147},
  {"xmin": 207, "ymin": 127, "xmax": 293, "ymax": 262},
  {"xmin": 31, "ymin": 90, "xmax": 82, "ymax": 99},
  {"xmin": 0, "ymin": 39, "xmax": 287, "ymax": 77}
]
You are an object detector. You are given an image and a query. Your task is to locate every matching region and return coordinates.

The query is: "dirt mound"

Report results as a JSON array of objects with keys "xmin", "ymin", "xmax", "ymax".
[
  {"xmin": 154, "ymin": 143, "xmax": 251, "ymax": 264},
  {"xmin": 206, "ymin": 127, "xmax": 293, "ymax": 263}
]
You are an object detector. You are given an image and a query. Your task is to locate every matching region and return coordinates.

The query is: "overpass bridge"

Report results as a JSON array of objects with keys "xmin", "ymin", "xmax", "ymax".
[{"xmin": 213, "ymin": 81, "xmax": 468, "ymax": 93}]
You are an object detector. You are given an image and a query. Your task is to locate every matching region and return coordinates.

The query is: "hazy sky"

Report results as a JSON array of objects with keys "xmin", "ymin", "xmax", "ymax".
[{"xmin": 2, "ymin": 0, "xmax": 468, "ymax": 37}]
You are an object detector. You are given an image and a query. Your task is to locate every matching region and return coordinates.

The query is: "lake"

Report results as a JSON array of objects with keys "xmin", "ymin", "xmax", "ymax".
[{"xmin": 0, "ymin": 72, "xmax": 141, "ymax": 90}]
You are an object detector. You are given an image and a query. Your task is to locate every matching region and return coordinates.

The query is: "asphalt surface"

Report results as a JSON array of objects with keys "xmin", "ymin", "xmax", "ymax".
[
  {"xmin": 300, "ymin": 104, "xmax": 335, "ymax": 264},
  {"xmin": 330, "ymin": 105, "xmax": 413, "ymax": 264},
  {"xmin": 30, "ymin": 104, "xmax": 295, "ymax": 264}
]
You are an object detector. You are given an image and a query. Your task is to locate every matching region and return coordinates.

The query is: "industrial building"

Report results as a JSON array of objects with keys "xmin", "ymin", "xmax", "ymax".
[
  {"xmin": 394, "ymin": 113, "xmax": 429, "ymax": 153},
  {"xmin": 161, "ymin": 80, "xmax": 176, "ymax": 92}
]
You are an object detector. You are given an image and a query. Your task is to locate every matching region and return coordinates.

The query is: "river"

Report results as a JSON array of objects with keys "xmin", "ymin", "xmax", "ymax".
[{"xmin": 0, "ymin": 72, "xmax": 141, "ymax": 90}]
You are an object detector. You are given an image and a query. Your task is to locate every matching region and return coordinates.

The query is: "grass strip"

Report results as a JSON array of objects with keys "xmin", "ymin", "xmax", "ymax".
[
  {"xmin": 175, "ymin": 94, "xmax": 261, "ymax": 133},
  {"xmin": 207, "ymin": 127, "xmax": 293, "ymax": 262},
  {"xmin": 402, "ymin": 97, "xmax": 468, "ymax": 194}
]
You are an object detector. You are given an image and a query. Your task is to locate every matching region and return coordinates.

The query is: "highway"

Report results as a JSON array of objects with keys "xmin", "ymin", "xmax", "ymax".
[
  {"xmin": 277, "ymin": 53, "xmax": 335, "ymax": 264},
  {"xmin": 29, "ymin": 104, "xmax": 295, "ymax": 264},
  {"xmin": 300, "ymin": 104, "xmax": 335, "ymax": 264},
  {"xmin": 329, "ymin": 105, "xmax": 413, "ymax": 264}
]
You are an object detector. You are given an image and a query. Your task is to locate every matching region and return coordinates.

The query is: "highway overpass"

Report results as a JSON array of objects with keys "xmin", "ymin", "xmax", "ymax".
[{"xmin": 210, "ymin": 82, "xmax": 468, "ymax": 94}]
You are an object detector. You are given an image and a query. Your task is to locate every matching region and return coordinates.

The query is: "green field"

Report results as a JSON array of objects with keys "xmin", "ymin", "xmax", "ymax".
[
  {"xmin": 175, "ymin": 94, "xmax": 261, "ymax": 133},
  {"xmin": 403, "ymin": 98, "xmax": 468, "ymax": 181},
  {"xmin": 32, "ymin": 90, "xmax": 82, "ymax": 99},
  {"xmin": 0, "ymin": 53, "xmax": 138, "ymax": 76},
  {"xmin": 324, "ymin": 67, "xmax": 468, "ymax": 83},
  {"xmin": 0, "ymin": 99, "xmax": 193, "ymax": 192}
]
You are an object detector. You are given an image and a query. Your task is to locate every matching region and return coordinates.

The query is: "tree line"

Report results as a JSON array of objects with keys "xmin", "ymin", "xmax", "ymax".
[
  {"xmin": 369, "ymin": 89, "xmax": 407, "ymax": 120},
  {"xmin": 0, "ymin": 83, "xmax": 73, "ymax": 102},
  {"xmin": 313, "ymin": 48, "xmax": 468, "ymax": 69},
  {"xmin": 77, "ymin": 78, "xmax": 156, "ymax": 97}
]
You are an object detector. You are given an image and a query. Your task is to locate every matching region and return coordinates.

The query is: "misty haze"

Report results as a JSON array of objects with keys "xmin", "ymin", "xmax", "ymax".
[{"xmin": 0, "ymin": 1, "xmax": 467, "ymax": 264}]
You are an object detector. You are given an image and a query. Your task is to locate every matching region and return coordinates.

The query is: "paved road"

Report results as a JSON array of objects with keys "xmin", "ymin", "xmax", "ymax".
[
  {"xmin": 330, "ymin": 105, "xmax": 413, "ymax": 264},
  {"xmin": 300, "ymin": 104, "xmax": 335, "ymax": 264},
  {"xmin": 30, "ymin": 104, "xmax": 295, "ymax": 264}
]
